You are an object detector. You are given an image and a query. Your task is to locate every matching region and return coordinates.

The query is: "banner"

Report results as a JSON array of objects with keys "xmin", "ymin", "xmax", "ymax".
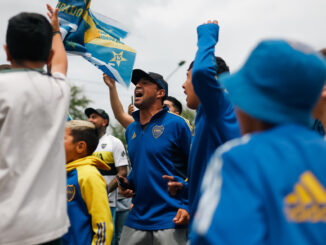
[{"xmin": 56, "ymin": 0, "xmax": 136, "ymax": 87}]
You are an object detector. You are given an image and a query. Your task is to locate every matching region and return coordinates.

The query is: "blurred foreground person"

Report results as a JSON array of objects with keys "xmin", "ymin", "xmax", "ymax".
[
  {"xmin": 192, "ymin": 40, "xmax": 326, "ymax": 245},
  {"xmin": 312, "ymin": 48, "xmax": 326, "ymax": 137},
  {"xmin": 0, "ymin": 5, "xmax": 70, "ymax": 245}
]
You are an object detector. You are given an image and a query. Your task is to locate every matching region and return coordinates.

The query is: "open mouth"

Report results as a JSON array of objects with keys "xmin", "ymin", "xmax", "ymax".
[{"xmin": 135, "ymin": 89, "xmax": 143, "ymax": 98}]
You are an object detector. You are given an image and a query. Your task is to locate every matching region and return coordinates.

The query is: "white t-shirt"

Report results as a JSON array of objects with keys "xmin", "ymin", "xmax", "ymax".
[
  {"xmin": 93, "ymin": 134, "xmax": 128, "ymax": 207},
  {"xmin": 0, "ymin": 70, "xmax": 70, "ymax": 245}
]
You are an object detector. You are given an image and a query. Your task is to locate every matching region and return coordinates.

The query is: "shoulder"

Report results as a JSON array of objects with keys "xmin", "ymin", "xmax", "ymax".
[
  {"xmin": 126, "ymin": 121, "xmax": 138, "ymax": 134},
  {"xmin": 107, "ymin": 134, "xmax": 123, "ymax": 144},
  {"xmin": 76, "ymin": 165, "xmax": 103, "ymax": 181},
  {"xmin": 165, "ymin": 112, "xmax": 192, "ymax": 129}
]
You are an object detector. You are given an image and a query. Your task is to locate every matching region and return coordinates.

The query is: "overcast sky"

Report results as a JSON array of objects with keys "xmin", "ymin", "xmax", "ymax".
[{"xmin": 0, "ymin": 0, "xmax": 325, "ymax": 124}]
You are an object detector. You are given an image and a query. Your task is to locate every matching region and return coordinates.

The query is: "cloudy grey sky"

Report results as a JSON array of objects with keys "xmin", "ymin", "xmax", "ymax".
[{"xmin": 0, "ymin": 0, "xmax": 325, "ymax": 124}]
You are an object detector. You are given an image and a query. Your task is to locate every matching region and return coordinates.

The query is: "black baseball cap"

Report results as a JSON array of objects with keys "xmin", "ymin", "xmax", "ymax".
[
  {"xmin": 131, "ymin": 69, "xmax": 168, "ymax": 98},
  {"xmin": 85, "ymin": 108, "xmax": 109, "ymax": 121}
]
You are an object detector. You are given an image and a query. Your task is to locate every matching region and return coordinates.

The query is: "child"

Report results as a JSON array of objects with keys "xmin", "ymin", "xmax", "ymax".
[
  {"xmin": 63, "ymin": 120, "xmax": 113, "ymax": 245},
  {"xmin": 0, "ymin": 5, "xmax": 70, "ymax": 245}
]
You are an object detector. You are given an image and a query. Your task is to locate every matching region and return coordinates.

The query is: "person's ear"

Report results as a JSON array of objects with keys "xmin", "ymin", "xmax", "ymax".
[
  {"xmin": 102, "ymin": 119, "xmax": 109, "ymax": 128},
  {"xmin": 4, "ymin": 45, "xmax": 12, "ymax": 62},
  {"xmin": 321, "ymin": 85, "xmax": 326, "ymax": 98},
  {"xmin": 76, "ymin": 141, "xmax": 87, "ymax": 154},
  {"xmin": 156, "ymin": 89, "xmax": 165, "ymax": 100}
]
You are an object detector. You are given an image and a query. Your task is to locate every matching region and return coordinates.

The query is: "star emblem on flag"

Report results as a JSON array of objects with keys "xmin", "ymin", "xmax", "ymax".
[{"xmin": 110, "ymin": 51, "xmax": 127, "ymax": 67}]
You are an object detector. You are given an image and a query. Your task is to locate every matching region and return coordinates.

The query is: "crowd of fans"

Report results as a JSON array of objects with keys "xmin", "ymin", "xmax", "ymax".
[{"xmin": 1, "ymin": 5, "xmax": 326, "ymax": 245}]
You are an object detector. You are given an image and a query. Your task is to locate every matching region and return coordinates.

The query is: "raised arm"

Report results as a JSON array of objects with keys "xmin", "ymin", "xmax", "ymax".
[
  {"xmin": 103, "ymin": 74, "xmax": 134, "ymax": 129},
  {"xmin": 46, "ymin": 4, "xmax": 67, "ymax": 76},
  {"xmin": 192, "ymin": 20, "xmax": 229, "ymax": 121}
]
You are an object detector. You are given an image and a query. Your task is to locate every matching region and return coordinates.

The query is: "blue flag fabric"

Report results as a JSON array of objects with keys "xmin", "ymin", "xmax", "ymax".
[{"xmin": 56, "ymin": 0, "xmax": 136, "ymax": 87}]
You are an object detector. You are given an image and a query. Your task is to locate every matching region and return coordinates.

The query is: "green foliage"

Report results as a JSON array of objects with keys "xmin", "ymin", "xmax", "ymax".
[
  {"xmin": 69, "ymin": 85, "xmax": 92, "ymax": 120},
  {"xmin": 181, "ymin": 108, "xmax": 196, "ymax": 126},
  {"xmin": 110, "ymin": 123, "xmax": 127, "ymax": 146}
]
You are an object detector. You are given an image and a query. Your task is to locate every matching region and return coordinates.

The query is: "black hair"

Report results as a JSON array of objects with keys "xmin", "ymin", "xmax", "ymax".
[
  {"xmin": 165, "ymin": 96, "xmax": 183, "ymax": 114},
  {"xmin": 70, "ymin": 127, "xmax": 99, "ymax": 156},
  {"xmin": 6, "ymin": 12, "xmax": 53, "ymax": 63},
  {"xmin": 188, "ymin": 56, "xmax": 230, "ymax": 75}
]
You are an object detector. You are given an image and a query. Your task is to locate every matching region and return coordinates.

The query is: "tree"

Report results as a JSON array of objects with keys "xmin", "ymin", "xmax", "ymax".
[
  {"xmin": 69, "ymin": 85, "xmax": 92, "ymax": 120},
  {"xmin": 110, "ymin": 123, "xmax": 127, "ymax": 146},
  {"xmin": 181, "ymin": 108, "xmax": 196, "ymax": 127}
]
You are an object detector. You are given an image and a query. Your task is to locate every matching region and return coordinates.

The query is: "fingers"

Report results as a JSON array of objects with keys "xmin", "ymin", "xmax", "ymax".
[
  {"xmin": 205, "ymin": 20, "xmax": 218, "ymax": 25},
  {"xmin": 46, "ymin": 4, "xmax": 54, "ymax": 14},
  {"xmin": 54, "ymin": 8, "xmax": 59, "ymax": 18},
  {"xmin": 103, "ymin": 73, "xmax": 116, "ymax": 87},
  {"xmin": 162, "ymin": 175, "xmax": 174, "ymax": 181},
  {"xmin": 168, "ymin": 182, "xmax": 183, "ymax": 196},
  {"xmin": 173, "ymin": 210, "xmax": 181, "ymax": 223},
  {"xmin": 173, "ymin": 209, "xmax": 190, "ymax": 225},
  {"xmin": 163, "ymin": 175, "xmax": 184, "ymax": 196},
  {"xmin": 118, "ymin": 186, "xmax": 134, "ymax": 198},
  {"xmin": 168, "ymin": 181, "xmax": 183, "ymax": 188},
  {"xmin": 128, "ymin": 104, "xmax": 134, "ymax": 115}
]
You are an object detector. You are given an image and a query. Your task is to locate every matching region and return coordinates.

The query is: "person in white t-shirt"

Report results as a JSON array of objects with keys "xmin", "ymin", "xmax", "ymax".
[
  {"xmin": 85, "ymin": 108, "xmax": 129, "ymax": 244},
  {"xmin": 0, "ymin": 5, "xmax": 70, "ymax": 245}
]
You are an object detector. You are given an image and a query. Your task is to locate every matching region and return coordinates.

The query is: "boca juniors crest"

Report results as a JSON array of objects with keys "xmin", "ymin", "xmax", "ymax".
[
  {"xmin": 67, "ymin": 185, "xmax": 76, "ymax": 202},
  {"xmin": 152, "ymin": 125, "xmax": 164, "ymax": 139}
]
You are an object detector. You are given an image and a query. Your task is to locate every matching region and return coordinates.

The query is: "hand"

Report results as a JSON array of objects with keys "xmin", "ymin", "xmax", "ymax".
[
  {"xmin": 103, "ymin": 73, "xmax": 116, "ymax": 89},
  {"xmin": 117, "ymin": 176, "xmax": 135, "ymax": 198},
  {"xmin": 162, "ymin": 175, "xmax": 184, "ymax": 197},
  {"xmin": 206, "ymin": 19, "xmax": 218, "ymax": 25},
  {"xmin": 128, "ymin": 104, "xmax": 134, "ymax": 115},
  {"xmin": 173, "ymin": 208, "xmax": 190, "ymax": 225},
  {"xmin": 46, "ymin": 4, "xmax": 60, "ymax": 32}
]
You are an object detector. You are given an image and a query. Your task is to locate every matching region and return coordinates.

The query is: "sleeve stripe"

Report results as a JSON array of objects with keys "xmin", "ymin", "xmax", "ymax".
[
  {"xmin": 102, "ymin": 222, "xmax": 106, "ymax": 245},
  {"xmin": 96, "ymin": 222, "xmax": 106, "ymax": 245},
  {"xmin": 96, "ymin": 223, "xmax": 102, "ymax": 245}
]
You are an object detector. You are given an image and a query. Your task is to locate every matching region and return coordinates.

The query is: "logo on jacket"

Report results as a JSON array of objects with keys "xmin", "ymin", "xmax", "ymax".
[
  {"xmin": 284, "ymin": 171, "xmax": 326, "ymax": 223},
  {"xmin": 132, "ymin": 132, "xmax": 136, "ymax": 139},
  {"xmin": 67, "ymin": 185, "xmax": 76, "ymax": 202},
  {"xmin": 101, "ymin": 143, "xmax": 107, "ymax": 149},
  {"xmin": 152, "ymin": 125, "xmax": 164, "ymax": 139}
]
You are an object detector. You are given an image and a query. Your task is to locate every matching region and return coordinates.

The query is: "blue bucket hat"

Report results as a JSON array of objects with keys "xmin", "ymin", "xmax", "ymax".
[{"xmin": 220, "ymin": 39, "xmax": 326, "ymax": 126}]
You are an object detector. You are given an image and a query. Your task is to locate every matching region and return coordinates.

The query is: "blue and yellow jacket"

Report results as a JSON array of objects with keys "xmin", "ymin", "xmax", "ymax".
[
  {"xmin": 192, "ymin": 124, "xmax": 326, "ymax": 245},
  {"xmin": 63, "ymin": 156, "xmax": 113, "ymax": 245}
]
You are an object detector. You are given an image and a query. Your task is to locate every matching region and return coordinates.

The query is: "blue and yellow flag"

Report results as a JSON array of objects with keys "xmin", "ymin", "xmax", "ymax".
[{"xmin": 57, "ymin": 0, "xmax": 136, "ymax": 87}]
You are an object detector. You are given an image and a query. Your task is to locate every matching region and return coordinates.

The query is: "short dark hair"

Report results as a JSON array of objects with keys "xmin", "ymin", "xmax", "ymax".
[
  {"xmin": 66, "ymin": 120, "xmax": 99, "ymax": 156},
  {"xmin": 6, "ymin": 12, "xmax": 53, "ymax": 63},
  {"xmin": 165, "ymin": 96, "xmax": 182, "ymax": 114},
  {"xmin": 188, "ymin": 56, "xmax": 230, "ymax": 75}
]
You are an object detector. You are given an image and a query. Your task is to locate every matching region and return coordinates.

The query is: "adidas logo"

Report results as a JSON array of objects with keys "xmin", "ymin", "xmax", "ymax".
[
  {"xmin": 132, "ymin": 132, "xmax": 136, "ymax": 139},
  {"xmin": 284, "ymin": 171, "xmax": 326, "ymax": 223}
]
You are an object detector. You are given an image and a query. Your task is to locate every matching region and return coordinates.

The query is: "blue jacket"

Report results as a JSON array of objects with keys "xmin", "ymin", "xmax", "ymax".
[
  {"xmin": 63, "ymin": 156, "xmax": 113, "ymax": 245},
  {"xmin": 125, "ymin": 106, "xmax": 192, "ymax": 230},
  {"xmin": 187, "ymin": 23, "xmax": 240, "ymax": 226},
  {"xmin": 192, "ymin": 124, "xmax": 326, "ymax": 245}
]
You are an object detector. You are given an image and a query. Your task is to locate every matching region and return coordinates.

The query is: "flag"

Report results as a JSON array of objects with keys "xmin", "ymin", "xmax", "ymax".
[{"xmin": 56, "ymin": 0, "xmax": 136, "ymax": 87}]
